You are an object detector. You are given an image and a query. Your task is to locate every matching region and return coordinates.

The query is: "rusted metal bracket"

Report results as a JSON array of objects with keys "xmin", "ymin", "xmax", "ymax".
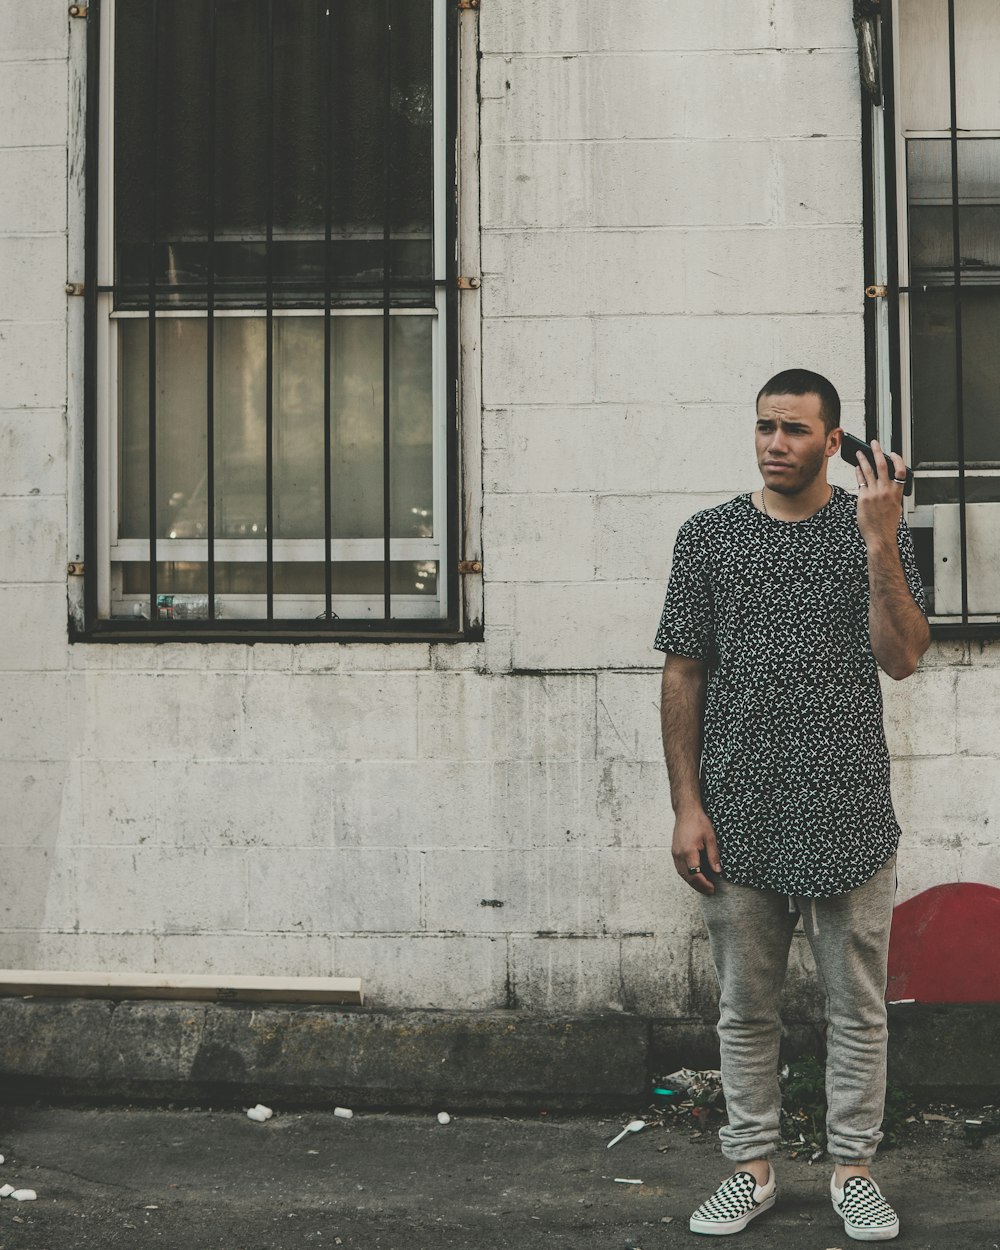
[
  {"xmin": 457, "ymin": 275, "xmax": 481, "ymax": 290},
  {"xmin": 69, "ymin": 4, "xmax": 88, "ymax": 17},
  {"xmin": 458, "ymin": 560, "xmax": 483, "ymax": 574},
  {"xmin": 866, "ymin": 284, "xmax": 888, "ymax": 299},
  {"xmin": 67, "ymin": 562, "xmax": 85, "ymax": 577},
  {"xmin": 458, "ymin": 0, "xmax": 480, "ymax": 10},
  {"xmin": 65, "ymin": 282, "xmax": 85, "ymax": 296}
]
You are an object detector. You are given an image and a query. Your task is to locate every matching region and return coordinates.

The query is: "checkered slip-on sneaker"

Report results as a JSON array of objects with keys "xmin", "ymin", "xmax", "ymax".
[
  {"xmin": 830, "ymin": 1174, "xmax": 900, "ymax": 1241},
  {"xmin": 689, "ymin": 1165, "xmax": 776, "ymax": 1236}
]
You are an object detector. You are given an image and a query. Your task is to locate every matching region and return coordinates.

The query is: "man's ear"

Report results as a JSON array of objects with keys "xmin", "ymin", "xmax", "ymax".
[{"xmin": 826, "ymin": 427, "xmax": 843, "ymax": 459}]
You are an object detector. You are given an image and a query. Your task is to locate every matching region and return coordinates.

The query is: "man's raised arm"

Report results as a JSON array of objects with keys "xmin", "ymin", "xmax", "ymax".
[{"xmin": 854, "ymin": 441, "xmax": 931, "ymax": 681}]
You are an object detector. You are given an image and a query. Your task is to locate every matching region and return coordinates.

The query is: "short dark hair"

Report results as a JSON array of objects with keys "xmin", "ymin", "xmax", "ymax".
[{"xmin": 756, "ymin": 368, "xmax": 841, "ymax": 434}]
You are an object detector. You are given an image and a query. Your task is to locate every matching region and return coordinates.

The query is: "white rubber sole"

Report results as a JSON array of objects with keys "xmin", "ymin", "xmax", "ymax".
[
  {"xmin": 689, "ymin": 1193, "xmax": 776, "ymax": 1236},
  {"xmin": 836, "ymin": 1209, "xmax": 900, "ymax": 1242}
]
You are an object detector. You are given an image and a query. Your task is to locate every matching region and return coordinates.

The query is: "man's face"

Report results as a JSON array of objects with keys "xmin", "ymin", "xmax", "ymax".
[{"xmin": 754, "ymin": 392, "xmax": 838, "ymax": 495}]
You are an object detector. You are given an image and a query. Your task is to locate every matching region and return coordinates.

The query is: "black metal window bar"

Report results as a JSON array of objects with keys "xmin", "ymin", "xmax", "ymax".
[
  {"xmin": 872, "ymin": 0, "xmax": 1000, "ymax": 635},
  {"xmin": 83, "ymin": 0, "xmax": 459, "ymax": 639}
]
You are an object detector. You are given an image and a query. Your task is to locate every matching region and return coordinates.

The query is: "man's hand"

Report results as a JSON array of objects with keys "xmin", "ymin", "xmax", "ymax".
[
  {"xmin": 671, "ymin": 807, "xmax": 722, "ymax": 897},
  {"xmin": 854, "ymin": 438, "xmax": 906, "ymax": 546},
  {"xmin": 851, "ymin": 439, "xmax": 930, "ymax": 680}
]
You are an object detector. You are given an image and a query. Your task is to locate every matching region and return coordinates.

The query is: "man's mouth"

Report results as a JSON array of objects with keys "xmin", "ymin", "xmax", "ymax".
[{"xmin": 764, "ymin": 462, "xmax": 793, "ymax": 471}]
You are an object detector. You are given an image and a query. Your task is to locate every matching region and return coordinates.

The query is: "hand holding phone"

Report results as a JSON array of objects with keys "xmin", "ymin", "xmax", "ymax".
[{"xmin": 839, "ymin": 431, "xmax": 913, "ymax": 496}]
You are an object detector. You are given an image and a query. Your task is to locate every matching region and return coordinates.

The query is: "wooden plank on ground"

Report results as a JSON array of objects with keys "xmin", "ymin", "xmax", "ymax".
[{"xmin": 0, "ymin": 971, "xmax": 364, "ymax": 1005}]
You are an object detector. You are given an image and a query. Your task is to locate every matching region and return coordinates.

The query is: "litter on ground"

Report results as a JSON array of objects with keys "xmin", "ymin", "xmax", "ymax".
[
  {"xmin": 606, "ymin": 1119, "xmax": 646, "ymax": 1149},
  {"xmin": 437, "ymin": 1112, "xmax": 451, "ymax": 1125},
  {"xmin": 246, "ymin": 1104, "xmax": 273, "ymax": 1122}
]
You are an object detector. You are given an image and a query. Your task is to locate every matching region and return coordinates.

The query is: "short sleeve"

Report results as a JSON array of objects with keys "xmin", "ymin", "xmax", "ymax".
[
  {"xmin": 896, "ymin": 516, "xmax": 927, "ymax": 615},
  {"xmin": 653, "ymin": 518, "xmax": 714, "ymax": 659}
]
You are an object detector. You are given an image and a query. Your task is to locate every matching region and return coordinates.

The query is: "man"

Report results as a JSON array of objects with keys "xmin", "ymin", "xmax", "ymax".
[{"xmin": 655, "ymin": 369, "xmax": 929, "ymax": 1241}]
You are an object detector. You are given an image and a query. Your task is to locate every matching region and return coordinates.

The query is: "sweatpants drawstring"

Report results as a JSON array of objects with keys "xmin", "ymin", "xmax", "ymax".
[{"xmin": 787, "ymin": 895, "xmax": 820, "ymax": 935}]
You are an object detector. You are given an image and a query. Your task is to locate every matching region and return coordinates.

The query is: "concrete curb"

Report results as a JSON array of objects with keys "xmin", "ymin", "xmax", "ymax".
[
  {"xmin": 0, "ymin": 999, "xmax": 648, "ymax": 1110},
  {"xmin": 0, "ymin": 999, "xmax": 997, "ymax": 1109}
]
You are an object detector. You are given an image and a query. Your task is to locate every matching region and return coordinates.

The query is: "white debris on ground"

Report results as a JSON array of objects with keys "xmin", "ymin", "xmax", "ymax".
[
  {"xmin": 334, "ymin": 1107, "xmax": 353, "ymax": 1119},
  {"xmin": 0, "ymin": 1151, "xmax": 41, "ymax": 1205},
  {"xmin": 606, "ymin": 1118, "xmax": 646, "ymax": 1148},
  {"xmin": 436, "ymin": 1112, "xmax": 451, "ymax": 1125},
  {"xmin": 246, "ymin": 1104, "xmax": 273, "ymax": 1122},
  {"xmin": 0, "ymin": 1185, "xmax": 37, "ymax": 1201}
]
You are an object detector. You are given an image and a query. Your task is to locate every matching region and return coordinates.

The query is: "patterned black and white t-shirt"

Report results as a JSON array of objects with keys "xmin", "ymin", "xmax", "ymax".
[{"xmin": 654, "ymin": 486, "xmax": 926, "ymax": 898}]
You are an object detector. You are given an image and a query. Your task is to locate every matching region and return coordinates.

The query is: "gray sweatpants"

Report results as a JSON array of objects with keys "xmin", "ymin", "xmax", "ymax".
[{"xmin": 699, "ymin": 857, "xmax": 896, "ymax": 1166}]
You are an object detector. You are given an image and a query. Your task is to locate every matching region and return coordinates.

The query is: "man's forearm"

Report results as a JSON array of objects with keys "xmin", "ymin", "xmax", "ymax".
[
  {"xmin": 660, "ymin": 656, "xmax": 708, "ymax": 812},
  {"xmin": 867, "ymin": 539, "xmax": 931, "ymax": 680}
]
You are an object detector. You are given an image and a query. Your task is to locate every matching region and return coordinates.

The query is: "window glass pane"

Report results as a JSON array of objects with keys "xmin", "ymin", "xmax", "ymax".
[
  {"xmin": 955, "ymin": 0, "xmax": 1000, "ymax": 131},
  {"xmin": 118, "ymin": 315, "xmax": 434, "ymax": 542},
  {"xmin": 909, "ymin": 288, "xmax": 1000, "ymax": 469},
  {"xmin": 118, "ymin": 318, "xmax": 209, "ymax": 541},
  {"xmin": 114, "ymin": 0, "xmax": 434, "ymax": 305},
  {"xmin": 913, "ymin": 477, "xmax": 1000, "ymax": 506},
  {"xmin": 115, "ymin": 0, "xmax": 213, "ymax": 293},
  {"xmin": 898, "ymin": 0, "xmax": 1000, "ymax": 133},
  {"xmin": 907, "ymin": 140, "xmax": 953, "ymax": 281},
  {"xmin": 957, "ymin": 140, "xmax": 1000, "ymax": 276},
  {"xmin": 898, "ymin": 0, "xmax": 951, "ymax": 132},
  {"xmin": 907, "ymin": 139, "xmax": 1000, "ymax": 281},
  {"xmin": 215, "ymin": 317, "xmax": 268, "ymax": 540},
  {"xmin": 122, "ymin": 560, "xmax": 438, "ymax": 598},
  {"xmin": 328, "ymin": 315, "xmax": 434, "ymax": 540}
]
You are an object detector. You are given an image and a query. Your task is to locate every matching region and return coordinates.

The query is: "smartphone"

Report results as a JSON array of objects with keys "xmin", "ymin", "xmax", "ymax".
[{"xmin": 840, "ymin": 431, "xmax": 914, "ymax": 496}]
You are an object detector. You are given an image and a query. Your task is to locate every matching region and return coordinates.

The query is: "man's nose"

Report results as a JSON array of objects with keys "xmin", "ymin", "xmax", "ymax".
[{"xmin": 768, "ymin": 428, "xmax": 789, "ymax": 453}]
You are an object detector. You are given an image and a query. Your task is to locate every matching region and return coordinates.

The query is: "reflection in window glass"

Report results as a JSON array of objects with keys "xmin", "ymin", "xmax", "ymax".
[
  {"xmin": 118, "ymin": 316, "xmax": 433, "ymax": 542},
  {"xmin": 909, "ymin": 290, "xmax": 1000, "ymax": 467}
]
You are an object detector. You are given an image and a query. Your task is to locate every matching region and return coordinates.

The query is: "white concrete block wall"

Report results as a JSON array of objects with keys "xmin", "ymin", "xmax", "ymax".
[{"xmin": 0, "ymin": 2, "xmax": 996, "ymax": 1020}]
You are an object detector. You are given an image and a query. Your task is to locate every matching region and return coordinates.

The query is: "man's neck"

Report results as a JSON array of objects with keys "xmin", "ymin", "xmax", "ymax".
[{"xmin": 759, "ymin": 479, "xmax": 833, "ymax": 522}]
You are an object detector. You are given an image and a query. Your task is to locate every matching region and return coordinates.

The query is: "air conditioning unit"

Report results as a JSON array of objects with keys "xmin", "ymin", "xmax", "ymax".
[{"xmin": 932, "ymin": 503, "xmax": 1000, "ymax": 616}]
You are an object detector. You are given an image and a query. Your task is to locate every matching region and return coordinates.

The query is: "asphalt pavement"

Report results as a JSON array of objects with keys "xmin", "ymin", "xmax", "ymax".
[{"xmin": 0, "ymin": 1102, "xmax": 997, "ymax": 1250}]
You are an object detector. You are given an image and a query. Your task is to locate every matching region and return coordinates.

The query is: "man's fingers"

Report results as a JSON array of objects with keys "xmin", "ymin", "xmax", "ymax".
[
  {"xmin": 887, "ymin": 451, "xmax": 908, "ymax": 484},
  {"xmin": 871, "ymin": 438, "xmax": 890, "ymax": 480},
  {"xmin": 685, "ymin": 870, "xmax": 715, "ymax": 897},
  {"xmin": 703, "ymin": 831, "xmax": 723, "ymax": 874}
]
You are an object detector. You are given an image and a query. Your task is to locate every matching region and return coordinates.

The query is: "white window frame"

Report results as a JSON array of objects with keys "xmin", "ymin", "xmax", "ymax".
[{"xmin": 94, "ymin": 0, "xmax": 452, "ymax": 627}]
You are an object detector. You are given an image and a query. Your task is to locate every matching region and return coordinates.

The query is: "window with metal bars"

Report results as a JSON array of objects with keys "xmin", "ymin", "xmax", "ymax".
[
  {"xmin": 864, "ymin": 0, "xmax": 1000, "ymax": 634},
  {"xmin": 82, "ymin": 0, "xmax": 459, "ymax": 639}
]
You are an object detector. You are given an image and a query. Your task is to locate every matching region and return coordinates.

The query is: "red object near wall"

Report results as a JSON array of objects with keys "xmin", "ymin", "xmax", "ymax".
[{"xmin": 886, "ymin": 883, "xmax": 1000, "ymax": 1004}]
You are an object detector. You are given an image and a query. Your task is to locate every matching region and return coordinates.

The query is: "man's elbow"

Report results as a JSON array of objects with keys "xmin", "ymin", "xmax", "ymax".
[
  {"xmin": 885, "ymin": 659, "xmax": 919, "ymax": 681},
  {"xmin": 883, "ymin": 631, "xmax": 930, "ymax": 681}
]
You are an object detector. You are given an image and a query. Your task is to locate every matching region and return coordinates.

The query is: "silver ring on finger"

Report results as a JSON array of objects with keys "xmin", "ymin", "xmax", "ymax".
[{"xmin": 687, "ymin": 865, "xmax": 700, "ymax": 874}]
